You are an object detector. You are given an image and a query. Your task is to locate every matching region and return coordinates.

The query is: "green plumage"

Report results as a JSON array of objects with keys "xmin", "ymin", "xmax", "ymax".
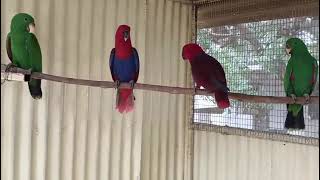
[
  {"xmin": 284, "ymin": 38, "xmax": 318, "ymax": 129},
  {"xmin": 6, "ymin": 13, "xmax": 42, "ymax": 99}
]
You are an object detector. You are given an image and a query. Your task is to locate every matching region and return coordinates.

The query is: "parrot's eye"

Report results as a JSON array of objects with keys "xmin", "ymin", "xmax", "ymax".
[
  {"xmin": 286, "ymin": 44, "xmax": 290, "ymax": 49},
  {"xmin": 24, "ymin": 18, "xmax": 28, "ymax": 22}
]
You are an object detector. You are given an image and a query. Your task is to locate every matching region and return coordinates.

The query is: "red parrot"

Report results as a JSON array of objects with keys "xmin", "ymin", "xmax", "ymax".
[
  {"xmin": 182, "ymin": 43, "xmax": 230, "ymax": 109},
  {"xmin": 109, "ymin": 25, "xmax": 140, "ymax": 113}
]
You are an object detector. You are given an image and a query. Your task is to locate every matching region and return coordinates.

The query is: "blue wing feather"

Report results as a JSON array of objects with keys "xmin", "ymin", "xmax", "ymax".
[
  {"xmin": 109, "ymin": 48, "xmax": 117, "ymax": 81},
  {"xmin": 110, "ymin": 48, "xmax": 140, "ymax": 83},
  {"xmin": 132, "ymin": 48, "xmax": 140, "ymax": 82}
]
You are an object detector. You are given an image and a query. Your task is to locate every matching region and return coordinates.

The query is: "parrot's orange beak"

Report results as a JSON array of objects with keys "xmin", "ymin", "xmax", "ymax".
[
  {"xmin": 28, "ymin": 22, "xmax": 35, "ymax": 33},
  {"xmin": 285, "ymin": 44, "xmax": 292, "ymax": 55}
]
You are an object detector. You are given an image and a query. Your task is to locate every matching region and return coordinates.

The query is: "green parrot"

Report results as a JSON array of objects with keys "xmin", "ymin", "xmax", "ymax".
[
  {"xmin": 284, "ymin": 37, "xmax": 318, "ymax": 129},
  {"xmin": 6, "ymin": 13, "xmax": 42, "ymax": 99}
]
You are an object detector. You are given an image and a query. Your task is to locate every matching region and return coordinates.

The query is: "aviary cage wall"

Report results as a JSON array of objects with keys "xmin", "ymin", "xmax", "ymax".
[
  {"xmin": 191, "ymin": 1, "xmax": 319, "ymax": 180},
  {"xmin": 191, "ymin": 0, "xmax": 319, "ymax": 145}
]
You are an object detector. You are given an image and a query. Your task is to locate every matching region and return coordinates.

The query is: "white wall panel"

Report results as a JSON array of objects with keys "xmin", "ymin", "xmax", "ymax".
[
  {"xmin": 140, "ymin": 0, "xmax": 192, "ymax": 180},
  {"xmin": 194, "ymin": 130, "xmax": 319, "ymax": 180}
]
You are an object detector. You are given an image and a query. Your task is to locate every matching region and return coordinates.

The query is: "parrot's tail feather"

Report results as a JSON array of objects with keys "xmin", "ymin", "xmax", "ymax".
[
  {"xmin": 214, "ymin": 91, "xmax": 230, "ymax": 109},
  {"xmin": 28, "ymin": 79, "xmax": 42, "ymax": 99},
  {"xmin": 285, "ymin": 105, "xmax": 305, "ymax": 129},
  {"xmin": 116, "ymin": 88, "xmax": 135, "ymax": 114}
]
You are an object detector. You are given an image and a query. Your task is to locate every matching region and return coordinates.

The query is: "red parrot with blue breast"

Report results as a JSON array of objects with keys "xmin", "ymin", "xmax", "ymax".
[
  {"xmin": 109, "ymin": 25, "xmax": 140, "ymax": 113},
  {"xmin": 182, "ymin": 43, "xmax": 230, "ymax": 109}
]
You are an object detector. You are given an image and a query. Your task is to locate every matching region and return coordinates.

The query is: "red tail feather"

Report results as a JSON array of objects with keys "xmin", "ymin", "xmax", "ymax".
[
  {"xmin": 214, "ymin": 91, "xmax": 230, "ymax": 109},
  {"xmin": 116, "ymin": 89, "xmax": 135, "ymax": 113}
]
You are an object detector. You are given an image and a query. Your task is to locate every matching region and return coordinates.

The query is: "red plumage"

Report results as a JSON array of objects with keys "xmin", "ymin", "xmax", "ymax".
[
  {"xmin": 115, "ymin": 25, "xmax": 132, "ymax": 59},
  {"xmin": 182, "ymin": 43, "xmax": 230, "ymax": 109},
  {"xmin": 116, "ymin": 88, "xmax": 134, "ymax": 113},
  {"xmin": 110, "ymin": 25, "xmax": 139, "ymax": 114}
]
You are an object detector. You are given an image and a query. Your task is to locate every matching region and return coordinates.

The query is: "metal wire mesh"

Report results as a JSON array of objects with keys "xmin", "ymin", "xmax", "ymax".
[{"xmin": 193, "ymin": 14, "xmax": 319, "ymax": 140}]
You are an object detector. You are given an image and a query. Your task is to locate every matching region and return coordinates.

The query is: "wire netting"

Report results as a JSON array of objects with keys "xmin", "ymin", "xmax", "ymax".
[{"xmin": 193, "ymin": 15, "xmax": 319, "ymax": 140}]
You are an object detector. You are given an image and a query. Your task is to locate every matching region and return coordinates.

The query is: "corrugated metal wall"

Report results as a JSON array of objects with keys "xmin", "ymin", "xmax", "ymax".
[
  {"xmin": 141, "ymin": 0, "xmax": 192, "ymax": 179},
  {"xmin": 1, "ymin": 0, "xmax": 192, "ymax": 180},
  {"xmin": 194, "ymin": 130, "xmax": 319, "ymax": 180}
]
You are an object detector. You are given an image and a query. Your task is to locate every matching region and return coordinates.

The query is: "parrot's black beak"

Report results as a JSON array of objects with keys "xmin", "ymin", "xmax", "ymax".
[
  {"xmin": 124, "ymin": 31, "xmax": 129, "ymax": 42},
  {"xmin": 182, "ymin": 50, "xmax": 187, "ymax": 60},
  {"xmin": 182, "ymin": 49, "xmax": 186, "ymax": 60}
]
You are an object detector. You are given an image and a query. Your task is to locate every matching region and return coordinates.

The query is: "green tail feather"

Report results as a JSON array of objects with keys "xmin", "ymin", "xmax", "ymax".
[
  {"xmin": 289, "ymin": 104, "xmax": 303, "ymax": 117},
  {"xmin": 28, "ymin": 79, "xmax": 42, "ymax": 99},
  {"xmin": 285, "ymin": 104, "xmax": 305, "ymax": 129}
]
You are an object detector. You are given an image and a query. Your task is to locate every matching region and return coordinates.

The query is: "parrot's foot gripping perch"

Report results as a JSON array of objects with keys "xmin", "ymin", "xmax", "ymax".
[
  {"xmin": 115, "ymin": 80, "xmax": 120, "ymax": 89},
  {"xmin": 129, "ymin": 80, "xmax": 135, "ymax": 89},
  {"xmin": 129, "ymin": 80, "xmax": 136, "ymax": 101},
  {"xmin": 290, "ymin": 94, "xmax": 297, "ymax": 104},
  {"xmin": 2, "ymin": 64, "xmax": 31, "ymax": 84},
  {"xmin": 303, "ymin": 94, "xmax": 310, "ymax": 104},
  {"xmin": 193, "ymin": 84, "xmax": 201, "ymax": 95},
  {"xmin": 5, "ymin": 63, "xmax": 17, "ymax": 73},
  {"xmin": 1, "ymin": 64, "xmax": 16, "ymax": 84},
  {"xmin": 193, "ymin": 88, "xmax": 199, "ymax": 95},
  {"xmin": 5, "ymin": 64, "xmax": 31, "ymax": 81},
  {"xmin": 115, "ymin": 80, "xmax": 135, "ymax": 89}
]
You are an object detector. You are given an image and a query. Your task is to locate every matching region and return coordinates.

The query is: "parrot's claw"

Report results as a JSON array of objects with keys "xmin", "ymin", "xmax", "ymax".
[
  {"xmin": 129, "ymin": 80, "xmax": 135, "ymax": 89},
  {"xmin": 303, "ymin": 94, "xmax": 310, "ymax": 104},
  {"xmin": 194, "ymin": 87, "xmax": 200, "ymax": 95},
  {"xmin": 115, "ymin": 80, "xmax": 120, "ymax": 89},
  {"xmin": 290, "ymin": 94, "xmax": 297, "ymax": 103},
  {"xmin": 27, "ymin": 68, "xmax": 32, "ymax": 74},
  {"xmin": 5, "ymin": 63, "xmax": 17, "ymax": 72}
]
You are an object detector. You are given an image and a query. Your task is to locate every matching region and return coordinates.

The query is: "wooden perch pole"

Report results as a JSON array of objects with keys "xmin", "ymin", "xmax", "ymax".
[{"xmin": 1, "ymin": 64, "xmax": 318, "ymax": 104}]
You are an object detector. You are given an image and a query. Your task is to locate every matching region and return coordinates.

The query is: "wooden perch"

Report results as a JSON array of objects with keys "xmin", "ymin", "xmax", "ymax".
[{"xmin": 1, "ymin": 64, "xmax": 319, "ymax": 104}]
